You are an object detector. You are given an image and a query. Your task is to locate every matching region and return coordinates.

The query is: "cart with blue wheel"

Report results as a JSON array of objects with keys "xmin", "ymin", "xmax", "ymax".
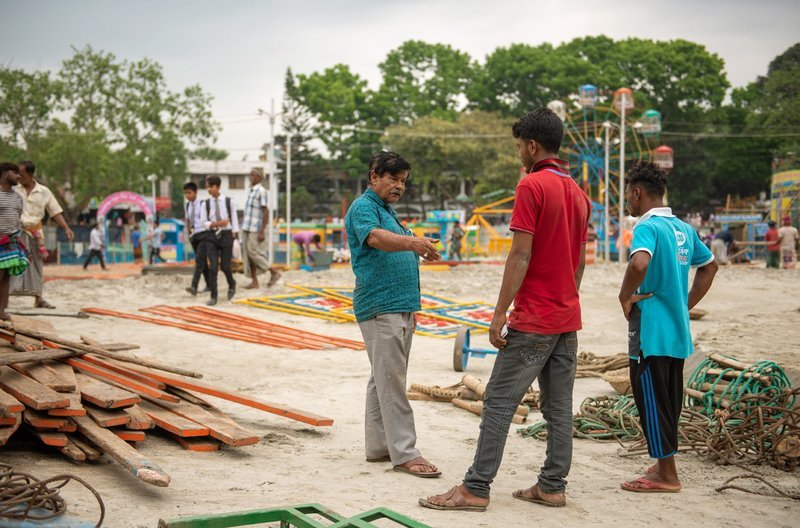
[{"xmin": 453, "ymin": 326, "xmax": 499, "ymax": 372}]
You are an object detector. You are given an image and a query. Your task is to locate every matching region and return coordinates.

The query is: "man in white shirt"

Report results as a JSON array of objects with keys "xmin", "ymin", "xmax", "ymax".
[
  {"xmin": 83, "ymin": 222, "xmax": 107, "ymax": 270},
  {"xmin": 204, "ymin": 175, "xmax": 238, "ymax": 305},
  {"xmin": 778, "ymin": 216, "xmax": 799, "ymax": 269},
  {"xmin": 11, "ymin": 161, "xmax": 74, "ymax": 309}
]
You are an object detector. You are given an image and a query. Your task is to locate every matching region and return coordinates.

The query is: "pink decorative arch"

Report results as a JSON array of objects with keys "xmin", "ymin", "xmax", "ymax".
[{"xmin": 96, "ymin": 191, "xmax": 154, "ymax": 221}]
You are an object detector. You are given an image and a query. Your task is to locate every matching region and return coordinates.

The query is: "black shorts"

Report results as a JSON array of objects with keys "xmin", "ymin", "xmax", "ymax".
[{"xmin": 628, "ymin": 305, "xmax": 684, "ymax": 459}]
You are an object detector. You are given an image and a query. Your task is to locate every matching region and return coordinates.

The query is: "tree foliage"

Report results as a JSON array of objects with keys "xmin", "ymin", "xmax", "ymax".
[
  {"xmin": 0, "ymin": 46, "xmax": 218, "ymax": 217},
  {"xmin": 375, "ymin": 40, "xmax": 476, "ymax": 125},
  {"xmin": 383, "ymin": 111, "xmax": 519, "ymax": 208}
]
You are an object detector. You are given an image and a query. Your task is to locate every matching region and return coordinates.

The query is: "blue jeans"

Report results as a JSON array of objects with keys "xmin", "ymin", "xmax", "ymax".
[{"xmin": 463, "ymin": 329, "xmax": 578, "ymax": 497}]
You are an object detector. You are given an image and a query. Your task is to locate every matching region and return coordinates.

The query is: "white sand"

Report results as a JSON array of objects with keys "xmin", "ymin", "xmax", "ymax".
[{"xmin": 3, "ymin": 263, "xmax": 799, "ymax": 527}]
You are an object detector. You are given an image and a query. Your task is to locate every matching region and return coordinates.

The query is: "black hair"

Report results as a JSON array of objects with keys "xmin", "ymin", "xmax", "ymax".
[
  {"xmin": 312, "ymin": 234, "xmax": 321, "ymax": 243},
  {"xmin": 183, "ymin": 181, "xmax": 198, "ymax": 192},
  {"xmin": 768, "ymin": 220, "xmax": 776, "ymax": 227},
  {"xmin": 206, "ymin": 175, "xmax": 221, "ymax": 187},
  {"xmin": 511, "ymin": 108, "xmax": 564, "ymax": 153},
  {"xmin": 369, "ymin": 151, "xmax": 411, "ymax": 177},
  {"xmin": 18, "ymin": 160, "xmax": 35, "ymax": 175},
  {"xmin": 626, "ymin": 161, "xmax": 667, "ymax": 198},
  {"xmin": 0, "ymin": 162, "xmax": 20, "ymax": 175}
]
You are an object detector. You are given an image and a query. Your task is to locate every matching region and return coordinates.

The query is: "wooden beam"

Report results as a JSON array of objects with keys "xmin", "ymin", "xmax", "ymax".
[
  {"xmin": 137, "ymin": 401, "xmax": 209, "ymax": 438},
  {"xmin": 56, "ymin": 422, "xmax": 77, "ymax": 433},
  {"xmin": 47, "ymin": 391, "xmax": 86, "ymax": 416},
  {"xmin": 0, "ymin": 413, "xmax": 21, "ymax": 446},
  {"xmin": 86, "ymin": 405, "xmax": 131, "ymax": 428},
  {"xmin": 124, "ymin": 366, "xmax": 334, "ymax": 427},
  {"xmin": 124, "ymin": 405, "xmax": 155, "ymax": 430},
  {"xmin": 68, "ymin": 434, "xmax": 102, "ymax": 461},
  {"xmin": 58, "ymin": 438, "xmax": 87, "ymax": 462},
  {"xmin": 43, "ymin": 361, "xmax": 78, "ymax": 391},
  {"xmin": 75, "ymin": 372, "xmax": 141, "ymax": 409},
  {"xmin": 24, "ymin": 409, "xmax": 67, "ymax": 429},
  {"xmin": 71, "ymin": 415, "xmax": 170, "ymax": 487},
  {"xmin": 144, "ymin": 397, "xmax": 258, "ymax": 446},
  {"xmin": 0, "ymin": 415, "xmax": 20, "ymax": 426},
  {"xmin": 66, "ymin": 357, "xmax": 178, "ymax": 402},
  {"xmin": 0, "ymin": 366, "xmax": 69, "ymax": 410},
  {"xmin": 172, "ymin": 435, "xmax": 220, "ymax": 452},
  {"xmin": 0, "ymin": 348, "xmax": 78, "ymax": 367},
  {"xmin": 0, "ymin": 388, "xmax": 24, "ymax": 413},
  {"xmin": 80, "ymin": 355, "xmax": 167, "ymax": 389},
  {"xmin": 114, "ymin": 430, "xmax": 146, "ymax": 443},
  {"xmin": 0, "ymin": 322, "xmax": 202, "ymax": 379},
  {"xmin": 10, "ymin": 361, "xmax": 75, "ymax": 392},
  {"xmin": 31, "ymin": 429, "xmax": 68, "ymax": 447}
]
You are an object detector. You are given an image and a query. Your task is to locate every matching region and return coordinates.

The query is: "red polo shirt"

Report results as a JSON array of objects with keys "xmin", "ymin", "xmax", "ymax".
[{"xmin": 508, "ymin": 158, "xmax": 591, "ymax": 334}]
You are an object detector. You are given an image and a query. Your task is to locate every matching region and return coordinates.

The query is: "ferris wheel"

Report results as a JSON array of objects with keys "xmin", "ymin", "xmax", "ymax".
[{"xmin": 547, "ymin": 85, "xmax": 673, "ymax": 258}]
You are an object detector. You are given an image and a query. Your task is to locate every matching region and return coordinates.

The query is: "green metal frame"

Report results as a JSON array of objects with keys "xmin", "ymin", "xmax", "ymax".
[{"xmin": 158, "ymin": 503, "xmax": 432, "ymax": 528}]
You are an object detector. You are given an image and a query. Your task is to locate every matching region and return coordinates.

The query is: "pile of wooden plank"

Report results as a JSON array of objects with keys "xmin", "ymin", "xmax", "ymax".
[
  {"xmin": 0, "ymin": 316, "xmax": 333, "ymax": 488},
  {"xmin": 81, "ymin": 305, "xmax": 365, "ymax": 350}
]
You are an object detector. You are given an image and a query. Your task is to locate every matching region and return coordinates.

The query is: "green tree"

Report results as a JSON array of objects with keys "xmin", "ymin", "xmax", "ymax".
[
  {"xmin": 375, "ymin": 41, "xmax": 476, "ymax": 125},
  {"xmin": 0, "ymin": 46, "xmax": 218, "ymax": 217},
  {"xmin": 190, "ymin": 146, "xmax": 229, "ymax": 160},
  {"xmin": 383, "ymin": 111, "xmax": 519, "ymax": 209},
  {"xmin": 294, "ymin": 64, "xmax": 382, "ymax": 192}
]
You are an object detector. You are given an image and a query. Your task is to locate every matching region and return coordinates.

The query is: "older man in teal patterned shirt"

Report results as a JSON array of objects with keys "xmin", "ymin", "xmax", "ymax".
[{"xmin": 345, "ymin": 151, "xmax": 442, "ymax": 478}]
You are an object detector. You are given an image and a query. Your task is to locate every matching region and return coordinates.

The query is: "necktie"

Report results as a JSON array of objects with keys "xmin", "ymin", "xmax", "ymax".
[
  {"xmin": 187, "ymin": 203, "xmax": 194, "ymax": 233},
  {"xmin": 214, "ymin": 198, "xmax": 222, "ymax": 222}
]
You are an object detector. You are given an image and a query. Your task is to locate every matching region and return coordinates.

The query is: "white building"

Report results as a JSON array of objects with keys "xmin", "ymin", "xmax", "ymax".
[{"xmin": 186, "ymin": 160, "xmax": 271, "ymax": 212}]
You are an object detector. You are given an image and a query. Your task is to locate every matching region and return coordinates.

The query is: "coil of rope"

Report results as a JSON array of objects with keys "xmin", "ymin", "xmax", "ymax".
[
  {"xmin": 519, "ymin": 395, "xmax": 643, "ymax": 443},
  {"xmin": 684, "ymin": 356, "xmax": 795, "ymax": 418},
  {"xmin": 0, "ymin": 463, "xmax": 105, "ymax": 527}
]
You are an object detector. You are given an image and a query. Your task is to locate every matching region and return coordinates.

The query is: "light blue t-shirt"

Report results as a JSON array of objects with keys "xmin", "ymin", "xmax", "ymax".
[{"xmin": 631, "ymin": 207, "xmax": 714, "ymax": 359}]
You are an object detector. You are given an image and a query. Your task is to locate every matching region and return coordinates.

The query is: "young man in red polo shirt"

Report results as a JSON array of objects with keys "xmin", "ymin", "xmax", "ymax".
[{"xmin": 421, "ymin": 108, "xmax": 590, "ymax": 511}]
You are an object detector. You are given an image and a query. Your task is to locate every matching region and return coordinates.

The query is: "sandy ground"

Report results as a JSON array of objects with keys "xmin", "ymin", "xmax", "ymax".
[{"xmin": 3, "ymin": 262, "xmax": 800, "ymax": 528}]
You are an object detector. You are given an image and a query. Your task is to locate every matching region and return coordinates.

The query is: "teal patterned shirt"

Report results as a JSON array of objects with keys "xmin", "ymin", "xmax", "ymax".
[{"xmin": 345, "ymin": 188, "xmax": 421, "ymax": 322}]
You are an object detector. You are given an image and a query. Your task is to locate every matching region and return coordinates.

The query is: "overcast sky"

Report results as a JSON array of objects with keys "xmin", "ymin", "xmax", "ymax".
[{"xmin": 1, "ymin": 0, "xmax": 798, "ymax": 159}]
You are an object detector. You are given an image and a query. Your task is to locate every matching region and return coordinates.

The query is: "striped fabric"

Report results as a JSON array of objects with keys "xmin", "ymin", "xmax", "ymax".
[{"xmin": 0, "ymin": 189, "xmax": 23, "ymax": 235}]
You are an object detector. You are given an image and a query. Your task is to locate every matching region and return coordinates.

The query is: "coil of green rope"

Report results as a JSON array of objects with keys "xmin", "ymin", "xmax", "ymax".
[{"xmin": 684, "ymin": 356, "xmax": 794, "ymax": 419}]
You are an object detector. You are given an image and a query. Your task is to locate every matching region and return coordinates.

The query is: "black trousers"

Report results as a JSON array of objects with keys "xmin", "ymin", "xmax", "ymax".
[
  {"xmin": 628, "ymin": 305, "xmax": 684, "ymax": 459},
  {"xmin": 149, "ymin": 247, "xmax": 165, "ymax": 264},
  {"xmin": 209, "ymin": 230, "xmax": 235, "ymax": 298},
  {"xmin": 190, "ymin": 233, "xmax": 210, "ymax": 289},
  {"xmin": 83, "ymin": 249, "xmax": 106, "ymax": 269}
]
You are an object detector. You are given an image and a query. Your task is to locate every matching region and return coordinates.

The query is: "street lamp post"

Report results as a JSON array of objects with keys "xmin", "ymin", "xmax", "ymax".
[
  {"xmin": 603, "ymin": 124, "xmax": 611, "ymax": 262},
  {"xmin": 286, "ymin": 120, "xmax": 292, "ymax": 270},
  {"xmin": 619, "ymin": 91, "xmax": 628, "ymax": 264},
  {"xmin": 258, "ymin": 100, "xmax": 279, "ymax": 267},
  {"xmin": 146, "ymin": 174, "xmax": 158, "ymax": 219}
]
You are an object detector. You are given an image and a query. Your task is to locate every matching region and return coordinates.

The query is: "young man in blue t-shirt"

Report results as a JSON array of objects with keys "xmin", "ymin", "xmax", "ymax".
[{"xmin": 618, "ymin": 162, "xmax": 718, "ymax": 493}]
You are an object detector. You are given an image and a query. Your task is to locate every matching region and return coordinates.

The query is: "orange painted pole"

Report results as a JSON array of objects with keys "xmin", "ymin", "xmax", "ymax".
[
  {"xmin": 64, "ymin": 357, "xmax": 180, "ymax": 403},
  {"xmin": 123, "ymin": 365, "xmax": 334, "ymax": 427},
  {"xmin": 82, "ymin": 308, "xmax": 295, "ymax": 347},
  {"xmin": 139, "ymin": 306, "xmax": 312, "ymax": 350},
  {"xmin": 187, "ymin": 306, "xmax": 365, "ymax": 350}
]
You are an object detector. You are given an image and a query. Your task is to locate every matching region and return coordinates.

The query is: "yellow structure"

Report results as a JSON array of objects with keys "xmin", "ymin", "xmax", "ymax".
[
  {"xmin": 465, "ymin": 194, "xmax": 514, "ymax": 256},
  {"xmin": 771, "ymin": 170, "xmax": 800, "ymax": 222}
]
